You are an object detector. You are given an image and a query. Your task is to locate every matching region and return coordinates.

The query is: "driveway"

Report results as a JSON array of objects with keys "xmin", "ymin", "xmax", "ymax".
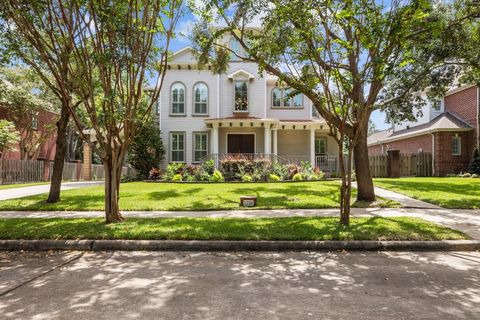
[
  {"xmin": 0, "ymin": 251, "xmax": 479, "ymax": 319},
  {"xmin": 0, "ymin": 181, "xmax": 103, "ymax": 201}
]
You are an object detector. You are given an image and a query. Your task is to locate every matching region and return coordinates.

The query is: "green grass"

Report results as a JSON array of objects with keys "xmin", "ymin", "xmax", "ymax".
[
  {"xmin": 0, "ymin": 217, "xmax": 467, "ymax": 241},
  {"xmin": 0, "ymin": 182, "xmax": 48, "ymax": 190},
  {"xmin": 374, "ymin": 177, "xmax": 480, "ymax": 209},
  {"xmin": 0, "ymin": 181, "xmax": 399, "ymax": 211}
]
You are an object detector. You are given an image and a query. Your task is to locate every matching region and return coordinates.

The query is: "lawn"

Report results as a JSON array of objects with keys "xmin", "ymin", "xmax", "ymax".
[
  {"xmin": 0, "ymin": 181, "xmax": 399, "ymax": 211},
  {"xmin": 374, "ymin": 177, "xmax": 480, "ymax": 209},
  {"xmin": 0, "ymin": 182, "xmax": 48, "ymax": 190},
  {"xmin": 0, "ymin": 217, "xmax": 467, "ymax": 241}
]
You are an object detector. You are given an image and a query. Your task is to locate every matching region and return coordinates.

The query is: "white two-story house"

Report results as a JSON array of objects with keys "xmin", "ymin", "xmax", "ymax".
[{"xmin": 156, "ymin": 37, "xmax": 340, "ymax": 171}]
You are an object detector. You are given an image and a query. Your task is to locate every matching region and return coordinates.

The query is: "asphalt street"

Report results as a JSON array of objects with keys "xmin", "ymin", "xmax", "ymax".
[{"xmin": 1, "ymin": 250, "xmax": 479, "ymax": 319}]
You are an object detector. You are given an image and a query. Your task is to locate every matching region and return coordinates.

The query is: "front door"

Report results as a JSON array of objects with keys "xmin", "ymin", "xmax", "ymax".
[{"xmin": 227, "ymin": 134, "xmax": 255, "ymax": 153}]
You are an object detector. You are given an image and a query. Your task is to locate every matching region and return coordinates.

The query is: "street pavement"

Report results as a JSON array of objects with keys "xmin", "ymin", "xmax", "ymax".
[
  {"xmin": 0, "ymin": 250, "xmax": 479, "ymax": 319},
  {"xmin": 0, "ymin": 181, "xmax": 103, "ymax": 201}
]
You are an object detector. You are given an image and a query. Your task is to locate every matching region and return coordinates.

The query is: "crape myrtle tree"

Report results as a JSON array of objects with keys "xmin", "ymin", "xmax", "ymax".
[
  {"xmin": 192, "ymin": 0, "xmax": 441, "ymax": 206},
  {"xmin": 0, "ymin": 120, "xmax": 19, "ymax": 159},
  {"xmin": 2, "ymin": 0, "xmax": 82, "ymax": 203},
  {"xmin": 60, "ymin": 0, "xmax": 182, "ymax": 222}
]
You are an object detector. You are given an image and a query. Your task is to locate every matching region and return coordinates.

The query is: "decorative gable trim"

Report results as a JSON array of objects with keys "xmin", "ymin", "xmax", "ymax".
[{"xmin": 227, "ymin": 69, "xmax": 255, "ymax": 80}]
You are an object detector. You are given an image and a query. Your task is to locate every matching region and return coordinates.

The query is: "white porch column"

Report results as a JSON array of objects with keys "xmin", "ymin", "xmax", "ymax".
[
  {"xmin": 272, "ymin": 129, "xmax": 278, "ymax": 155},
  {"xmin": 310, "ymin": 128, "xmax": 316, "ymax": 166},
  {"xmin": 264, "ymin": 126, "xmax": 271, "ymax": 154},
  {"xmin": 211, "ymin": 125, "xmax": 219, "ymax": 154}
]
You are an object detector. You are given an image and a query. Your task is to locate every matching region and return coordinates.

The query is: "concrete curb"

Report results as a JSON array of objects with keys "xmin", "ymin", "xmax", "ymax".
[{"xmin": 0, "ymin": 240, "xmax": 479, "ymax": 252}]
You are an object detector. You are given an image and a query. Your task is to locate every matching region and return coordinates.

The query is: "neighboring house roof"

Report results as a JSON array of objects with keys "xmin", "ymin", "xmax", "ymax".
[{"xmin": 368, "ymin": 112, "xmax": 473, "ymax": 146}]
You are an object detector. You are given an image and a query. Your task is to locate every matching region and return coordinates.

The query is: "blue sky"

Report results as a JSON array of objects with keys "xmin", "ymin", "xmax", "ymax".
[{"xmin": 170, "ymin": 5, "xmax": 391, "ymax": 131}]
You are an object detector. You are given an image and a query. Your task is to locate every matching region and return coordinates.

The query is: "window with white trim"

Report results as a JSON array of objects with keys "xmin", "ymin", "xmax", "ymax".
[
  {"xmin": 234, "ymin": 80, "xmax": 248, "ymax": 112},
  {"xmin": 31, "ymin": 113, "xmax": 38, "ymax": 130},
  {"xmin": 171, "ymin": 82, "xmax": 185, "ymax": 114},
  {"xmin": 193, "ymin": 83, "xmax": 208, "ymax": 115},
  {"xmin": 271, "ymin": 87, "xmax": 302, "ymax": 108},
  {"xmin": 452, "ymin": 135, "xmax": 461, "ymax": 155},
  {"xmin": 170, "ymin": 132, "xmax": 185, "ymax": 162},
  {"xmin": 193, "ymin": 132, "xmax": 208, "ymax": 163}
]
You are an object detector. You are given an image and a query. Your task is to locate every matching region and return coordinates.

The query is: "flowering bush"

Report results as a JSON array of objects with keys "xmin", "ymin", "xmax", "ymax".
[{"xmin": 148, "ymin": 167, "xmax": 162, "ymax": 180}]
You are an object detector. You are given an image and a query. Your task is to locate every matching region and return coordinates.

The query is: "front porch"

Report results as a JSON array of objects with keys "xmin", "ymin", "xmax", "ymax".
[{"xmin": 204, "ymin": 117, "xmax": 341, "ymax": 172}]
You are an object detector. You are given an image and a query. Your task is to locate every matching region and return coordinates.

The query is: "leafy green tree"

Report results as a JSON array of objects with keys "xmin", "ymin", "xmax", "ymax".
[
  {"xmin": 192, "ymin": 0, "xmax": 442, "ymax": 223},
  {"xmin": 0, "ymin": 119, "xmax": 19, "ymax": 158},
  {"xmin": 2, "ymin": 0, "xmax": 84, "ymax": 202},
  {"xmin": 127, "ymin": 122, "xmax": 165, "ymax": 179},
  {"xmin": 0, "ymin": 67, "xmax": 57, "ymax": 159}
]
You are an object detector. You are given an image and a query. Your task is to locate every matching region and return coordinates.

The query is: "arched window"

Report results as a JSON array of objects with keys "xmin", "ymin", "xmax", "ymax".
[
  {"xmin": 193, "ymin": 82, "xmax": 208, "ymax": 115},
  {"xmin": 229, "ymin": 37, "xmax": 242, "ymax": 61},
  {"xmin": 272, "ymin": 88, "xmax": 282, "ymax": 107},
  {"xmin": 171, "ymin": 82, "xmax": 185, "ymax": 114}
]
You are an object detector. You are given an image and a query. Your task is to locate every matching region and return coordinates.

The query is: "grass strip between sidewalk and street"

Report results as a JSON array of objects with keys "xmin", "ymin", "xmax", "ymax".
[
  {"xmin": 0, "ymin": 217, "xmax": 467, "ymax": 241},
  {"xmin": 0, "ymin": 182, "xmax": 49, "ymax": 190}
]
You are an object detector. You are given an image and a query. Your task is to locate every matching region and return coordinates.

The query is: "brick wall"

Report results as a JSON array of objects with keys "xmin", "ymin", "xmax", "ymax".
[
  {"xmin": 444, "ymin": 86, "xmax": 479, "ymax": 148},
  {"xmin": 368, "ymin": 134, "xmax": 432, "ymax": 155},
  {"xmin": 0, "ymin": 106, "xmax": 58, "ymax": 160},
  {"xmin": 434, "ymin": 130, "xmax": 475, "ymax": 176}
]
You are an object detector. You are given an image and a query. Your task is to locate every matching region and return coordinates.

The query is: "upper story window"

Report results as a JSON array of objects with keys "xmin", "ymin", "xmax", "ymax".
[
  {"xmin": 452, "ymin": 135, "xmax": 461, "ymax": 155},
  {"xmin": 171, "ymin": 82, "xmax": 185, "ymax": 115},
  {"xmin": 271, "ymin": 87, "xmax": 303, "ymax": 108},
  {"xmin": 432, "ymin": 99, "xmax": 442, "ymax": 112},
  {"xmin": 229, "ymin": 37, "xmax": 243, "ymax": 61},
  {"xmin": 234, "ymin": 80, "xmax": 248, "ymax": 112},
  {"xmin": 193, "ymin": 82, "xmax": 208, "ymax": 115},
  {"xmin": 31, "ymin": 113, "xmax": 38, "ymax": 130}
]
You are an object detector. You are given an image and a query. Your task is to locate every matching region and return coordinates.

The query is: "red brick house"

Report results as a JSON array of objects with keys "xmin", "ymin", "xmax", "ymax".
[
  {"xmin": 0, "ymin": 106, "xmax": 58, "ymax": 161},
  {"xmin": 368, "ymin": 85, "xmax": 479, "ymax": 176}
]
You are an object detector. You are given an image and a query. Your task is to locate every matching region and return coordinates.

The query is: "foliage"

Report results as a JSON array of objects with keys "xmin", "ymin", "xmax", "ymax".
[
  {"xmin": 127, "ymin": 122, "xmax": 165, "ymax": 179},
  {"xmin": 148, "ymin": 167, "xmax": 162, "ymax": 180},
  {"xmin": 164, "ymin": 162, "xmax": 186, "ymax": 181},
  {"xmin": 202, "ymin": 159, "xmax": 215, "ymax": 175},
  {"xmin": 242, "ymin": 174, "xmax": 253, "ymax": 182},
  {"xmin": 172, "ymin": 174, "xmax": 183, "ymax": 182},
  {"xmin": 0, "ymin": 119, "xmax": 19, "ymax": 157},
  {"xmin": 0, "ymin": 67, "xmax": 57, "ymax": 159},
  {"xmin": 271, "ymin": 162, "xmax": 288, "ymax": 180},
  {"xmin": 292, "ymin": 173, "xmax": 304, "ymax": 181},
  {"xmin": 210, "ymin": 169, "xmax": 224, "ymax": 182},
  {"xmin": 268, "ymin": 174, "xmax": 281, "ymax": 182},
  {"xmin": 468, "ymin": 149, "xmax": 480, "ymax": 175}
]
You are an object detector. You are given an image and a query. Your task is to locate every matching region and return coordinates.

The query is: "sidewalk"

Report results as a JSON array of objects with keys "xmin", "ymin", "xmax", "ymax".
[{"xmin": 0, "ymin": 181, "xmax": 103, "ymax": 201}]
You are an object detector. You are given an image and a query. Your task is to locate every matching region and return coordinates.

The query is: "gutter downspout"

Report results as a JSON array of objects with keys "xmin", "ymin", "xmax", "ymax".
[{"xmin": 430, "ymin": 133, "xmax": 435, "ymax": 176}]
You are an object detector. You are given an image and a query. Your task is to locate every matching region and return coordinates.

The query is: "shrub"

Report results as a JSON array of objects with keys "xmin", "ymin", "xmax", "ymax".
[
  {"xmin": 469, "ymin": 149, "xmax": 480, "ymax": 175},
  {"xmin": 164, "ymin": 162, "xmax": 185, "ymax": 180},
  {"xmin": 220, "ymin": 155, "xmax": 271, "ymax": 181},
  {"xmin": 210, "ymin": 169, "xmax": 224, "ymax": 182},
  {"xmin": 126, "ymin": 121, "xmax": 165, "ymax": 179},
  {"xmin": 312, "ymin": 169, "xmax": 325, "ymax": 180},
  {"xmin": 287, "ymin": 163, "xmax": 300, "ymax": 180},
  {"xmin": 268, "ymin": 173, "xmax": 281, "ymax": 182},
  {"xmin": 172, "ymin": 174, "xmax": 183, "ymax": 182},
  {"xmin": 292, "ymin": 173, "xmax": 303, "ymax": 181},
  {"xmin": 299, "ymin": 161, "xmax": 314, "ymax": 180},
  {"xmin": 148, "ymin": 167, "xmax": 162, "ymax": 180},
  {"xmin": 242, "ymin": 174, "xmax": 253, "ymax": 182},
  {"xmin": 271, "ymin": 162, "xmax": 288, "ymax": 180},
  {"xmin": 202, "ymin": 159, "xmax": 215, "ymax": 175}
]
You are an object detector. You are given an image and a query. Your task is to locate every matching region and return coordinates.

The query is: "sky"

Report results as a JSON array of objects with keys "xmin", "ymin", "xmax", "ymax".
[{"xmin": 169, "ymin": 3, "xmax": 392, "ymax": 131}]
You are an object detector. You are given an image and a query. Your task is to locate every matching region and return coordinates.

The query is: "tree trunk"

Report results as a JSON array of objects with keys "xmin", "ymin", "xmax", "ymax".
[
  {"xmin": 46, "ymin": 105, "xmax": 70, "ymax": 203},
  {"xmin": 338, "ymin": 139, "xmax": 350, "ymax": 226},
  {"xmin": 103, "ymin": 150, "xmax": 124, "ymax": 223},
  {"xmin": 354, "ymin": 130, "xmax": 375, "ymax": 202}
]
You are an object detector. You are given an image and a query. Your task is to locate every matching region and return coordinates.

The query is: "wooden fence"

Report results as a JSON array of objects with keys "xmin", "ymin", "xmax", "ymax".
[
  {"xmin": 0, "ymin": 159, "xmax": 136, "ymax": 185},
  {"xmin": 369, "ymin": 153, "xmax": 432, "ymax": 178}
]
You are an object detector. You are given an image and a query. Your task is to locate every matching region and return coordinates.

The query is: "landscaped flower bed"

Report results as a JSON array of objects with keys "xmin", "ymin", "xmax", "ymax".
[{"xmin": 152, "ymin": 156, "xmax": 325, "ymax": 182}]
